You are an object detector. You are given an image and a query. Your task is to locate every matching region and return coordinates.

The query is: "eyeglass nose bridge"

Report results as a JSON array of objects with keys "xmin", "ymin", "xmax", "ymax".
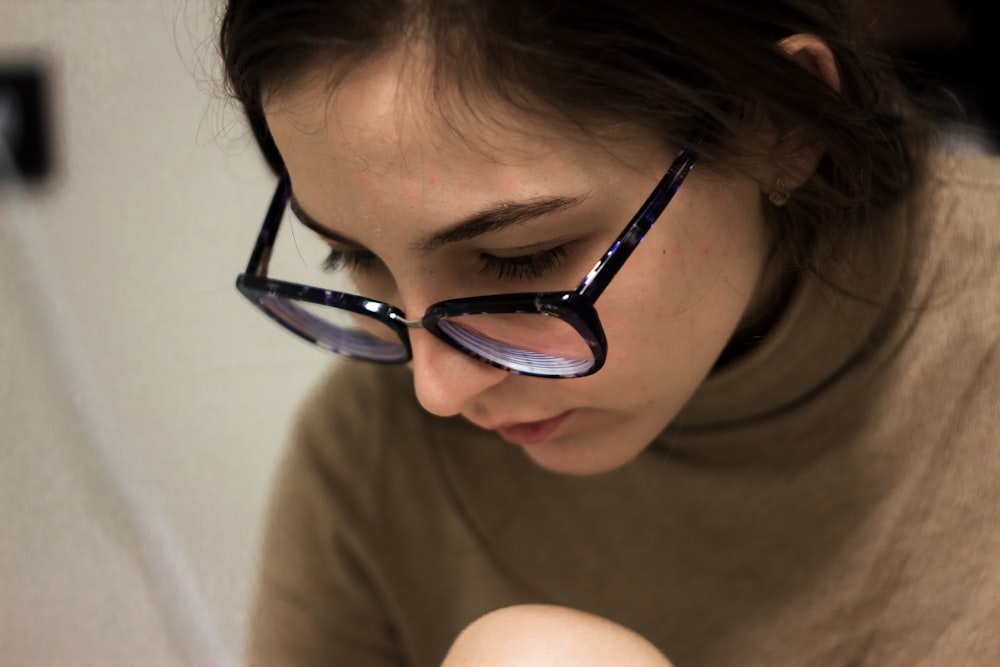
[{"xmin": 388, "ymin": 312, "xmax": 431, "ymax": 330}]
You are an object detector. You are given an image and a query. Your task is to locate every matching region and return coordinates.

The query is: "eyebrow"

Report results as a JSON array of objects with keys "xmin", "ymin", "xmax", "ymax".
[
  {"xmin": 288, "ymin": 192, "xmax": 587, "ymax": 253},
  {"xmin": 289, "ymin": 196, "xmax": 360, "ymax": 247}
]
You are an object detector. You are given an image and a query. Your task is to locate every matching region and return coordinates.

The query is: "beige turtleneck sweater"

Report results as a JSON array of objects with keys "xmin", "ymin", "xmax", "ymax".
[{"xmin": 248, "ymin": 151, "xmax": 1000, "ymax": 667}]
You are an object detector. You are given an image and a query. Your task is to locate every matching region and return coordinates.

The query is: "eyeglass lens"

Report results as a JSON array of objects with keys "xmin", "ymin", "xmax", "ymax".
[
  {"xmin": 256, "ymin": 291, "xmax": 595, "ymax": 375},
  {"xmin": 258, "ymin": 295, "xmax": 408, "ymax": 362},
  {"xmin": 436, "ymin": 313, "xmax": 594, "ymax": 375}
]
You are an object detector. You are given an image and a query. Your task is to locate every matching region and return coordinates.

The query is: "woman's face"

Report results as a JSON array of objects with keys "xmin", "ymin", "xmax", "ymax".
[{"xmin": 264, "ymin": 52, "xmax": 776, "ymax": 476}]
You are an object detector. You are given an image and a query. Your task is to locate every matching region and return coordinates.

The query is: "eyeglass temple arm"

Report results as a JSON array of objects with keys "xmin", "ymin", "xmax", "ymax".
[
  {"xmin": 244, "ymin": 174, "xmax": 292, "ymax": 276},
  {"xmin": 576, "ymin": 148, "xmax": 697, "ymax": 302}
]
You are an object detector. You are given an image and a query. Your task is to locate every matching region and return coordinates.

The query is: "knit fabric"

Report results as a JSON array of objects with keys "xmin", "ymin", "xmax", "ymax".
[{"xmin": 248, "ymin": 151, "xmax": 1000, "ymax": 667}]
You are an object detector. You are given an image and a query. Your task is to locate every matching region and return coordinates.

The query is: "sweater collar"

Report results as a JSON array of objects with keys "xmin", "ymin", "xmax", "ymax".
[{"xmin": 662, "ymin": 196, "xmax": 916, "ymax": 436}]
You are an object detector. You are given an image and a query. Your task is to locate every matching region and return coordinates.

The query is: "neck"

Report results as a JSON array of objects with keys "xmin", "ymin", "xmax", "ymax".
[{"xmin": 715, "ymin": 243, "xmax": 797, "ymax": 369}]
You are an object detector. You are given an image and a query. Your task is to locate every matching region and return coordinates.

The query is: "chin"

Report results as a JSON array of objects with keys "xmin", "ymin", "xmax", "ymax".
[{"xmin": 519, "ymin": 437, "xmax": 647, "ymax": 476}]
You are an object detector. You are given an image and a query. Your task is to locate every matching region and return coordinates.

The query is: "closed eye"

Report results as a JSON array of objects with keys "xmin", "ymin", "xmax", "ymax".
[
  {"xmin": 322, "ymin": 239, "xmax": 575, "ymax": 286},
  {"xmin": 323, "ymin": 248, "xmax": 378, "ymax": 273},
  {"xmin": 479, "ymin": 244, "xmax": 571, "ymax": 281}
]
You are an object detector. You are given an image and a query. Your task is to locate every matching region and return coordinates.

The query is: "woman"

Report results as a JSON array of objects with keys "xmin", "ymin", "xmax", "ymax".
[{"xmin": 221, "ymin": 1, "xmax": 1000, "ymax": 664}]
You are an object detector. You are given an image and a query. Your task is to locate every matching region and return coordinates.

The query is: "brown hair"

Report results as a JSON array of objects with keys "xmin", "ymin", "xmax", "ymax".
[{"xmin": 219, "ymin": 0, "xmax": 936, "ymax": 270}]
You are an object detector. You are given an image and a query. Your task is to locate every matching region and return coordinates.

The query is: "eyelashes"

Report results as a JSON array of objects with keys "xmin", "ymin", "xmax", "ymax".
[
  {"xmin": 478, "ymin": 245, "xmax": 571, "ymax": 280},
  {"xmin": 323, "ymin": 249, "xmax": 377, "ymax": 273},
  {"xmin": 322, "ymin": 244, "xmax": 572, "ymax": 282}
]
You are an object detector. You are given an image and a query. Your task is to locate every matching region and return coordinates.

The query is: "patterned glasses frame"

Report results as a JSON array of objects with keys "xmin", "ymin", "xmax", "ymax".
[{"xmin": 236, "ymin": 147, "xmax": 697, "ymax": 378}]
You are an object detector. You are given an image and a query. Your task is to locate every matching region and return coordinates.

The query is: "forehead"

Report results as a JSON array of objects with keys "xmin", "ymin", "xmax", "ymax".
[
  {"xmin": 262, "ymin": 45, "xmax": 666, "ymax": 183},
  {"xmin": 269, "ymin": 53, "xmax": 539, "ymax": 171},
  {"xmin": 260, "ymin": 47, "xmax": 677, "ymax": 261}
]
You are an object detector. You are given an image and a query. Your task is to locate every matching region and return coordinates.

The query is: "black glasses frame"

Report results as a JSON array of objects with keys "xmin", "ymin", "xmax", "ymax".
[{"xmin": 236, "ymin": 147, "xmax": 697, "ymax": 378}]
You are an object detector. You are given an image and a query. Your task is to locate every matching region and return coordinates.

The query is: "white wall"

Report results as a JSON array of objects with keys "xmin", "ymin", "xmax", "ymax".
[{"xmin": 0, "ymin": 1, "xmax": 331, "ymax": 663}]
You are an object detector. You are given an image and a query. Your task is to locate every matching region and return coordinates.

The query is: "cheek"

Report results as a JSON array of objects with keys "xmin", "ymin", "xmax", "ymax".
[
  {"xmin": 596, "ymin": 234, "xmax": 761, "ymax": 368},
  {"xmin": 346, "ymin": 266, "xmax": 399, "ymax": 303},
  {"xmin": 652, "ymin": 192, "xmax": 768, "ymax": 321}
]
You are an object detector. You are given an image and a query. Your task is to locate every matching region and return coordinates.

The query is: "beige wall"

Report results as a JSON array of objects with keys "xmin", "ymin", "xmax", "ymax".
[{"xmin": 0, "ymin": 1, "xmax": 330, "ymax": 663}]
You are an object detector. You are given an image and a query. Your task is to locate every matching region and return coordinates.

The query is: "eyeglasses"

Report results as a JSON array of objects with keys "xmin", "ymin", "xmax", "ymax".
[{"xmin": 236, "ymin": 147, "xmax": 696, "ymax": 378}]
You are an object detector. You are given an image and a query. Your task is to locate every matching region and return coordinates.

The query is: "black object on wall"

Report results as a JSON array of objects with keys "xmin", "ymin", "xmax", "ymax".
[{"xmin": 0, "ymin": 64, "xmax": 52, "ymax": 183}]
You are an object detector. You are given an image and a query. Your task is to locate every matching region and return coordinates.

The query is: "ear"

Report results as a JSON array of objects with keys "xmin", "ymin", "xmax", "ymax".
[
  {"xmin": 766, "ymin": 34, "xmax": 842, "ymax": 199},
  {"xmin": 777, "ymin": 34, "xmax": 841, "ymax": 94}
]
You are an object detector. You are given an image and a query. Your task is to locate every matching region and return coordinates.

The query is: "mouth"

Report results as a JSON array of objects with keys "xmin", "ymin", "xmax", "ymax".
[{"xmin": 481, "ymin": 411, "xmax": 574, "ymax": 446}]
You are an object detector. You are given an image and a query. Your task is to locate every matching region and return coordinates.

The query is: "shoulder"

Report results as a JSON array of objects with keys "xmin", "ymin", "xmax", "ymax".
[
  {"xmin": 918, "ymin": 151, "xmax": 1000, "ymax": 248},
  {"xmin": 250, "ymin": 361, "xmax": 449, "ymax": 665},
  {"xmin": 900, "ymin": 150, "xmax": 1000, "ymax": 404},
  {"xmin": 282, "ymin": 360, "xmax": 493, "ymax": 513},
  {"xmin": 908, "ymin": 151, "xmax": 1000, "ymax": 303},
  {"xmin": 930, "ymin": 150, "xmax": 1000, "ymax": 189},
  {"xmin": 287, "ymin": 361, "xmax": 434, "ymax": 488},
  {"xmin": 293, "ymin": 360, "xmax": 422, "ymax": 456}
]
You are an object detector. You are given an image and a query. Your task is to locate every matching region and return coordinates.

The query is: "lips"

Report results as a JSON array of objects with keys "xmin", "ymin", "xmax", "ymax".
[{"xmin": 489, "ymin": 411, "xmax": 573, "ymax": 446}]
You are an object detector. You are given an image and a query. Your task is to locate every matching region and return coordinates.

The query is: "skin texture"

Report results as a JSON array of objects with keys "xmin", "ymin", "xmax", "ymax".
[
  {"xmin": 263, "ymin": 36, "xmax": 840, "ymax": 476},
  {"xmin": 264, "ymin": 47, "xmax": 780, "ymax": 476},
  {"xmin": 441, "ymin": 604, "xmax": 674, "ymax": 666}
]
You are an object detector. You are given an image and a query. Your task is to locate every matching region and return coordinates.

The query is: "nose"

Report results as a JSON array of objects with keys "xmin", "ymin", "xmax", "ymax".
[{"xmin": 408, "ymin": 329, "xmax": 509, "ymax": 417}]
